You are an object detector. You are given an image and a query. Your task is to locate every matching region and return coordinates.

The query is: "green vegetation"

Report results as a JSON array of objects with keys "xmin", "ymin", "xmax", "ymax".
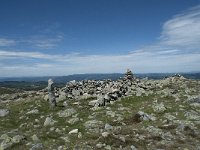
[
  {"xmin": 0, "ymin": 77, "xmax": 200, "ymax": 149},
  {"xmin": 0, "ymin": 81, "xmax": 65, "ymax": 91},
  {"xmin": 0, "ymin": 87, "xmax": 19, "ymax": 95}
]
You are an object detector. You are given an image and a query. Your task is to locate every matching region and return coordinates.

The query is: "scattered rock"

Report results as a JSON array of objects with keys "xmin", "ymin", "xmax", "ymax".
[
  {"xmin": 105, "ymin": 145, "xmax": 112, "ymax": 150},
  {"xmin": 152, "ymin": 102, "xmax": 167, "ymax": 113},
  {"xmin": 57, "ymin": 91, "xmax": 67, "ymax": 102},
  {"xmin": 119, "ymin": 136, "xmax": 126, "ymax": 142},
  {"xmin": 57, "ymin": 108, "xmax": 77, "ymax": 117},
  {"xmin": 0, "ymin": 134, "xmax": 25, "ymax": 150},
  {"xmin": 134, "ymin": 111, "xmax": 156, "ymax": 122},
  {"xmin": 68, "ymin": 117, "xmax": 79, "ymax": 125},
  {"xmin": 105, "ymin": 123, "xmax": 113, "ymax": 131},
  {"xmin": 44, "ymin": 95, "xmax": 49, "ymax": 101},
  {"xmin": 102, "ymin": 132, "xmax": 109, "ymax": 137},
  {"xmin": 63, "ymin": 101, "xmax": 68, "ymax": 107},
  {"xmin": 78, "ymin": 132, "xmax": 82, "ymax": 139},
  {"xmin": 60, "ymin": 136, "xmax": 70, "ymax": 143},
  {"xmin": 146, "ymin": 125, "xmax": 163, "ymax": 137},
  {"xmin": 30, "ymin": 143, "xmax": 44, "ymax": 150},
  {"xmin": 55, "ymin": 128, "xmax": 62, "ymax": 134},
  {"xmin": 164, "ymin": 113, "xmax": 176, "ymax": 121},
  {"xmin": 44, "ymin": 117, "xmax": 56, "ymax": 126},
  {"xmin": 1, "ymin": 72, "xmax": 200, "ymax": 149},
  {"xmin": 131, "ymin": 145, "xmax": 137, "ymax": 150},
  {"xmin": 185, "ymin": 110, "xmax": 200, "ymax": 121},
  {"xmin": 84, "ymin": 120, "xmax": 103, "ymax": 129},
  {"xmin": 12, "ymin": 135, "xmax": 25, "ymax": 143},
  {"xmin": 106, "ymin": 111, "xmax": 116, "ymax": 117},
  {"xmin": 26, "ymin": 109, "xmax": 39, "ymax": 114},
  {"xmin": 187, "ymin": 96, "xmax": 200, "ymax": 103},
  {"xmin": 0, "ymin": 109, "xmax": 9, "ymax": 117},
  {"xmin": 31, "ymin": 134, "xmax": 40, "ymax": 142},
  {"xmin": 88, "ymin": 100, "xmax": 99, "ymax": 106},
  {"xmin": 96, "ymin": 143, "xmax": 105, "ymax": 149},
  {"xmin": 69, "ymin": 129, "xmax": 78, "ymax": 134},
  {"xmin": 0, "ymin": 134, "xmax": 13, "ymax": 149}
]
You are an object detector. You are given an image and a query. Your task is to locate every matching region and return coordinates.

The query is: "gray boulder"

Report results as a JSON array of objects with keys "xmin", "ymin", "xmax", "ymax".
[
  {"xmin": 134, "ymin": 111, "xmax": 156, "ymax": 122},
  {"xmin": 88, "ymin": 100, "xmax": 99, "ymax": 107},
  {"xmin": 104, "ymin": 94, "xmax": 111, "ymax": 102},
  {"xmin": 72, "ymin": 89, "xmax": 80, "ymax": 96},
  {"xmin": 187, "ymin": 96, "xmax": 200, "ymax": 103},
  {"xmin": 57, "ymin": 91, "xmax": 67, "ymax": 102},
  {"xmin": 97, "ymin": 95, "xmax": 105, "ymax": 106},
  {"xmin": 44, "ymin": 117, "xmax": 56, "ymax": 126},
  {"xmin": 30, "ymin": 143, "xmax": 44, "ymax": 150},
  {"xmin": 68, "ymin": 117, "xmax": 79, "ymax": 125},
  {"xmin": 26, "ymin": 109, "xmax": 39, "ymax": 114},
  {"xmin": 57, "ymin": 108, "xmax": 77, "ymax": 118},
  {"xmin": 84, "ymin": 120, "xmax": 103, "ymax": 129},
  {"xmin": 105, "ymin": 123, "xmax": 113, "ymax": 131},
  {"xmin": 0, "ymin": 109, "xmax": 9, "ymax": 117},
  {"xmin": 0, "ymin": 134, "xmax": 25, "ymax": 150},
  {"xmin": 152, "ymin": 102, "xmax": 167, "ymax": 113}
]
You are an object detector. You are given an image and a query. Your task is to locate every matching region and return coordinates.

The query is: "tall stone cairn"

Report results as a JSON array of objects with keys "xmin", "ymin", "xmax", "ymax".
[
  {"xmin": 124, "ymin": 69, "xmax": 134, "ymax": 80},
  {"xmin": 48, "ymin": 79, "xmax": 56, "ymax": 107}
]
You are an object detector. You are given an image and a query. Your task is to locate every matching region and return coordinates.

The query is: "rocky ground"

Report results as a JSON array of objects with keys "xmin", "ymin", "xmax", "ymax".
[{"xmin": 0, "ymin": 75, "xmax": 200, "ymax": 150}]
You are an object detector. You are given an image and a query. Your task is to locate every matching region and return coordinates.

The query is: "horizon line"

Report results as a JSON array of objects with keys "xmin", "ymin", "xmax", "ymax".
[{"xmin": 0, "ymin": 71, "xmax": 199, "ymax": 78}]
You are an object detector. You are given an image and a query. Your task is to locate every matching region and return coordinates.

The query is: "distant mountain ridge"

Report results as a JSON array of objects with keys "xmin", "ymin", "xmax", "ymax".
[
  {"xmin": 0, "ymin": 72, "xmax": 200, "ymax": 83},
  {"xmin": 0, "ymin": 73, "xmax": 123, "ymax": 83}
]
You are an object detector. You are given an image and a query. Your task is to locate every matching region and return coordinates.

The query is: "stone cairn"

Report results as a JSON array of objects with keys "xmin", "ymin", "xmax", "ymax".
[
  {"xmin": 47, "ymin": 79, "xmax": 56, "ymax": 107},
  {"xmin": 124, "ymin": 69, "xmax": 134, "ymax": 80},
  {"xmin": 45, "ymin": 69, "xmax": 137, "ymax": 107}
]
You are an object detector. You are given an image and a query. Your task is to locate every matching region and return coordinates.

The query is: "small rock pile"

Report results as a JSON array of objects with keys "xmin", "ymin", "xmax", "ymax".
[
  {"xmin": 124, "ymin": 69, "xmax": 135, "ymax": 80},
  {"xmin": 44, "ymin": 69, "xmax": 137, "ymax": 107},
  {"xmin": 0, "ymin": 134, "xmax": 25, "ymax": 149}
]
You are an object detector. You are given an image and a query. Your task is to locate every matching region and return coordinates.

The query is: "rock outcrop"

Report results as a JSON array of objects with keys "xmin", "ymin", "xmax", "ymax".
[{"xmin": 0, "ymin": 72, "xmax": 200, "ymax": 150}]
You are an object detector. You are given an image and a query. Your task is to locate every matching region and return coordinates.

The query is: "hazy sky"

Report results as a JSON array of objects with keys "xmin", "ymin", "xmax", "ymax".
[{"xmin": 0, "ymin": 0, "xmax": 200, "ymax": 77}]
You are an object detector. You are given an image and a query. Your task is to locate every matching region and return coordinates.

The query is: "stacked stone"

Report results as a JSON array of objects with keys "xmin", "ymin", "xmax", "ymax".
[
  {"xmin": 59, "ymin": 78, "xmax": 134, "ymax": 107},
  {"xmin": 124, "ymin": 69, "xmax": 134, "ymax": 80},
  {"xmin": 44, "ymin": 70, "xmax": 137, "ymax": 107}
]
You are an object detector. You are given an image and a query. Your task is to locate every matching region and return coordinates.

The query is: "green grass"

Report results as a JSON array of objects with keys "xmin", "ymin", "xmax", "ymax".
[
  {"xmin": 0, "ymin": 87, "xmax": 19, "ymax": 95},
  {"xmin": 0, "ymin": 78, "xmax": 200, "ymax": 149}
]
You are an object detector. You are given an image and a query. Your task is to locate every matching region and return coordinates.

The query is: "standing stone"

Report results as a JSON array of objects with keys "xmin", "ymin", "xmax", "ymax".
[{"xmin": 48, "ymin": 79, "xmax": 56, "ymax": 107}]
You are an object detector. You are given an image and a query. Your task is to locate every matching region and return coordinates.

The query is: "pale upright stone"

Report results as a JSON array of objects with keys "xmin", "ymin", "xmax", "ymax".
[{"xmin": 48, "ymin": 79, "xmax": 56, "ymax": 107}]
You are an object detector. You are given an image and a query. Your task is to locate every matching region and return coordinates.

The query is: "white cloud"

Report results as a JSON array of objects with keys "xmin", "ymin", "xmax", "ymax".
[
  {"xmin": 0, "ymin": 38, "xmax": 16, "ymax": 46},
  {"xmin": 0, "ymin": 50, "xmax": 79, "ymax": 61},
  {"xmin": 0, "ymin": 49, "xmax": 199, "ymax": 77},
  {"xmin": 0, "ymin": 32, "xmax": 63, "ymax": 49},
  {"xmin": 0, "ymin": 50, "xmax": 52, "ymax": 59},
  {"xmin": 0, "ymin": 5, "xmax": 200, "ymax": 77},
  {"xmin": 22, "ymin": 34, "xmax": 63, "ymax": 49},
  {"xmin": 160, "ymin": 5, "xmax": 200, "ymax": 50}
]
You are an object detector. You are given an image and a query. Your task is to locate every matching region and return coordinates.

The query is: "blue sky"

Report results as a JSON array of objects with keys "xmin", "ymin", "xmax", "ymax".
[{"xmin": 0, "ymin": 0, "xmax": 200, "ymax": 77}]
